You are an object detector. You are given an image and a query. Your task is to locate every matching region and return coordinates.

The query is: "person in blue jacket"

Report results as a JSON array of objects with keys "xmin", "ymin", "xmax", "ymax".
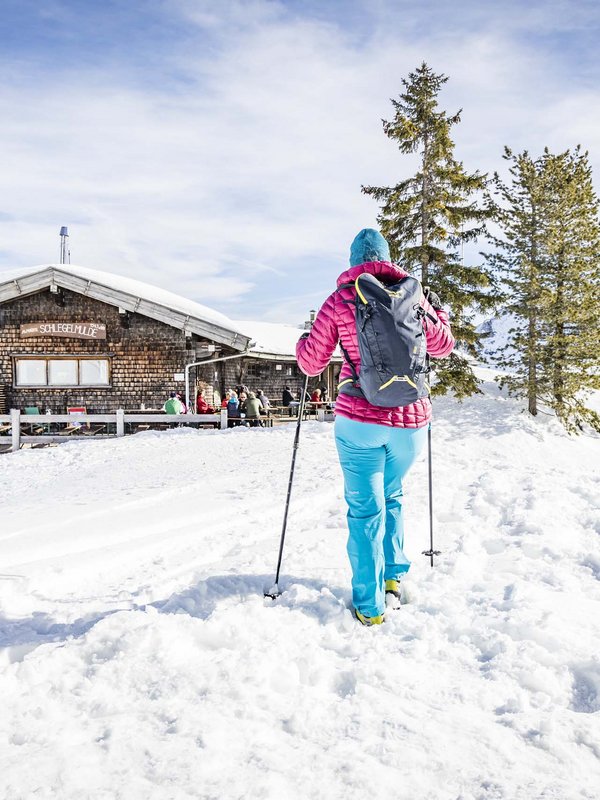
[{"xmin": 227, "ymin": 391, "xmax": 240, "ymax": 427}]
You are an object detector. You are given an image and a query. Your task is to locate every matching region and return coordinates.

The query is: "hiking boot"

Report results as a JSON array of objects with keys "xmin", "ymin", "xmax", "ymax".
[
  {"xmin": 385, "ymin": 578, "xmax": 407, "ymax": 609},
  {"xmin": 354, "ymin": 608, "xmax": 385, "ymax": 626}
]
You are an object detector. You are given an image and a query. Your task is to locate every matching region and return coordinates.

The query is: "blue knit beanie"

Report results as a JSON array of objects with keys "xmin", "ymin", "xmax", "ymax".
[{"xmin": 349, "ymin": 228, "xmax": 390, "ymax": 266}]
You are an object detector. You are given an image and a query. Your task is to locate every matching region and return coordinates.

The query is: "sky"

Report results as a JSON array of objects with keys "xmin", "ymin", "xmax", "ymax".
[{"xmin": 1, "ymin": 0, "xmax": 599, "ymax": 324}]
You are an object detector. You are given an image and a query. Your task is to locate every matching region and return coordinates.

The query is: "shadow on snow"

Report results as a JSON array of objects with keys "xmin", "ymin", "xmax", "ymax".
[{"xmin": 0, "ymin": 573, "xmax": 350, "ymax": 663}]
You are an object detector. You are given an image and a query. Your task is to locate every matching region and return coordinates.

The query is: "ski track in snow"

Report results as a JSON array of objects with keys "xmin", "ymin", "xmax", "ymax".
[{"xmin": 1, "ymin": 368, "xmax": 599, "ymax": 799}]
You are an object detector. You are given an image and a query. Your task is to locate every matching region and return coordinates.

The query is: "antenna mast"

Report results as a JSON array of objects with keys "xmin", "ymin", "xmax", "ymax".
[{"xmin": 59, "ymin": 226, "xmax": 70, "ymax": 264}]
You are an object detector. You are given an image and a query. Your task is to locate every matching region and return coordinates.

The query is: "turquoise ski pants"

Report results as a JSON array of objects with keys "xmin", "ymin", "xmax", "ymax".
[{"xmin": 334, "ymin": 416, "xmax": 427, "ymax": 618}]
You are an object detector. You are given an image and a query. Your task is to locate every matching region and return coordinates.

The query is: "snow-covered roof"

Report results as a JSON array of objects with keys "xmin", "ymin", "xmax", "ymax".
[
  {"xmin": 236, "ymin": 319, "xmax": 342, "ymax": 360},
  {"xmin": 235, "ymin": 319, "xmax": 304, "ymax": 358},
  {"xmin": 0, "ymin": 264, "xmax": 251, "ymax": 350}
]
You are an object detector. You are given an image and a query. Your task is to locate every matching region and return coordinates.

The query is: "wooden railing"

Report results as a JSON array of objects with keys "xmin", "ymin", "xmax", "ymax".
[
  {"xmin": 0, "ymin": 409, "xmax": 226, "ymax": 452},
  {"xmin": 0, "ymin": 406, "xmax": 335, "ymax": 452}
]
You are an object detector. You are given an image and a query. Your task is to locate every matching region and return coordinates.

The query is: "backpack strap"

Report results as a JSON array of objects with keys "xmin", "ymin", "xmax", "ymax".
[
  {"xmin": 416, "ymin": 302, "xmax": 440, "ymax": 326},
  {"xmin": 336, "ymin": 281, "xmax": 363, "ymax": 396},
  {"xmin": 337, "ymin": 340, "xmax": 360, "ymax": 384}
]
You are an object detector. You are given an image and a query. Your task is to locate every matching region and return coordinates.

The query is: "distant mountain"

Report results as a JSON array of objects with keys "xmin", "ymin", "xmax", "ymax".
[{"xmin": 476, "ymin": 313, "xmax": 520, "ymax": 361}]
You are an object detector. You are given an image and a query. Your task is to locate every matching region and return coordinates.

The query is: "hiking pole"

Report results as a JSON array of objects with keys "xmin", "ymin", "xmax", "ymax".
[
  {"xmin": 264, "ymin": 371, "xmax": 310, "ymax": 599},
  {"xmin": 422, "ymin": 422, "xmax": 441, "ymax": 567}
]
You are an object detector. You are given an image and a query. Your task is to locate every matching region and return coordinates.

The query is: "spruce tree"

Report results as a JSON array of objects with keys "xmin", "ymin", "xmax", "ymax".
[
  {"xmin": 539, "ymin": 147, "xmax": 600, "ymax": 431},
  {"xmin": 485, "ymin": 147, "xmax": 600, "ymax": 432},
  {"xmin": 362, "ymin": 62, "xmax": 494, "ymax": 399},
  {"xmin": 484, "ymin": 149, "xmax": 547, "ymax": 416}
]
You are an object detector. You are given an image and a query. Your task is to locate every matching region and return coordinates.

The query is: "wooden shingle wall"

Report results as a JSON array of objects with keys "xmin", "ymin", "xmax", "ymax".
[{"xmin": 0, "ymin": 288, "xmax": 220, "ymax": 412}]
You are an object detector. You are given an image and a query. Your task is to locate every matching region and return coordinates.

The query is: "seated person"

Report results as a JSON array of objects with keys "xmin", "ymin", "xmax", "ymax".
[
  {"xmin": 196, "ymin": 389, "xmax": 214, "ymax": 414},
  {"xmin": 163, "ymin": 391, "xmax": 184, "ymax": 414},
  {"xmin": 227, "ymin": 391, "xmax": 240, "ymax": 426},
  {"xmin": 244, "ymin": 392, "xmax": 263, "ymax": 427},
  {"xmin": 176, "ymin": 392, "xmax": 188, "ymax": 413},
  {"xmin": 257, "ymin": 389, "xmax": 270, "ymax": 412}
]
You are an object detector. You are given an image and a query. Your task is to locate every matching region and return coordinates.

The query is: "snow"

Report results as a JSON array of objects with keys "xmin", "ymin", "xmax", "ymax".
[
  {"xmin": 0, "ymin": 263, "xmax": 248, "ymax": 337},
  {"xmin": 236, "ymin": 319, "xmax": 341, "ymax": 358},
  {"xmin": 1, "ymin": 367, "xmax": 600, "ymax": 799},
  {"xmin": 477, "ymin": 314, "xmax": 520, "ymax": 361},
  {"xmin": 235, "ymin": 318, "xmax": 306, "ymax": 356}
]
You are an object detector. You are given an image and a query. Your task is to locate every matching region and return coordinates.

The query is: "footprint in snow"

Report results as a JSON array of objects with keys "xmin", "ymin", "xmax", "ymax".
[{"xmin": 569, "ymin": 661, "xmax": 600, "ymax": 713}]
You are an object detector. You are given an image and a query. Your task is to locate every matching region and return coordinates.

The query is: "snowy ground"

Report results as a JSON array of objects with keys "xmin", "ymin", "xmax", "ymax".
[{"xmin": 1, "ymin": 368, "xmax": 599, "ymax": 800}]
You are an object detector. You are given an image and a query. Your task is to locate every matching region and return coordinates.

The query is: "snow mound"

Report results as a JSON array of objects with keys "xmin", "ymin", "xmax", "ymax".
[{"xmin": 1, "ymin": 369, "xmax": 599, "ymax": 798}]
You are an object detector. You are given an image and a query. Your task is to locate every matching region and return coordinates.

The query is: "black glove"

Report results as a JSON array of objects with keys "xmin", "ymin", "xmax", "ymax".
[
  {"xmin": 424, "ymin": 286, "xmax": 442, "ymax": 311},
  {"xmin": 299, "ymin": 331, "xmax": 310, "ymax": 340}
]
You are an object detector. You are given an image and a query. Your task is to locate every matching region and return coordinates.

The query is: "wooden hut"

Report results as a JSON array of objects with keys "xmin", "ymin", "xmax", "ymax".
[{"xmin": 0, "ymin": 264, "xmax": 250, "ymax": 414}]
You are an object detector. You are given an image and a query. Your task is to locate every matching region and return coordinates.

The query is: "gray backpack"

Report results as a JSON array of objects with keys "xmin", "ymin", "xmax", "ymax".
[{"xmin": 337, "ymin": 273, "xmax": 435, "ymax": 408}]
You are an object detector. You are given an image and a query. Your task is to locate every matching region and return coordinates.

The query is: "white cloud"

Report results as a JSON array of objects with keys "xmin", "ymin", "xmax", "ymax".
[{"xmin": 0, "ymin": 0, "xmax": 599, "ymax": 323}]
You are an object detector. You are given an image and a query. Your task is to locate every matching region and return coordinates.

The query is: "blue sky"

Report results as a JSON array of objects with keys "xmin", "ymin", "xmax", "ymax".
[{"xmin": 1, "ymin": 0, "xmax": 600, "ymax": 323}]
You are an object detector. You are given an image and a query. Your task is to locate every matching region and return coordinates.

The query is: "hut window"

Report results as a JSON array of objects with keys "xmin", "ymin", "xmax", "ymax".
[
  {"xmin": 246, "ymin": 362, "xmax": 268, "ymax": 378},
  {"xmin": 16, "ymin": 359, "xmax": 47, "ymax": 386},
  {"xmin": 14, "ymin": 357, "xmax": 111, "ymax": 387},
  {"xmin": 48, "ymin": 359, "xmax": 78, "ymax": 385},
  {"xmin": 80, "ymin": 359, "xmax": 109, "ymax": 385}
]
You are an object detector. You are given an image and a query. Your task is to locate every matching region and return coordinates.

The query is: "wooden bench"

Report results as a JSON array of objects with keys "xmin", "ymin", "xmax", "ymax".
[
  {"xmin": 80, "ymin": 424, "xmax": 108, "ymax": 436},
  {"xmin": 62, "ymin": 423, "xmax": 84, "ymax": 435}
]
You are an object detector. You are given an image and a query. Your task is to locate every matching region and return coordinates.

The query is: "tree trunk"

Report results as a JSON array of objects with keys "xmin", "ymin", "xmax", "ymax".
[
  {"xmin": 553, "ymin": 257, "xmax": 565, "ymax": 406},
  {"xmin": 528, "ymin": 311, "xmax": 537, "ymax": 415}
]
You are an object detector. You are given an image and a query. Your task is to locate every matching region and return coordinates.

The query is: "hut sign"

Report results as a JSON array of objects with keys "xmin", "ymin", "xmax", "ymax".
[{"xmin": 20, "ymin": 321, "xmax": 107, "ymax": 339}]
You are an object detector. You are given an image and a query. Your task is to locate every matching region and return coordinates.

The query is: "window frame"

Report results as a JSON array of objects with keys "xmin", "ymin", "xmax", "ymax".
[
  {"xmin": 245, "ymin": 361, "xmax": 269, "ymax": 379},
  {"xmin": 48, "ymin": 358, "xmax": 79, "ymax": 386},
  {"xmin": 13, "ymin": 355, "xmax": 112, "ymax": 388},
  {"xmin": 15, "ymin": 358, "xmax": 48, "ymax": 386},
  {"xmin": 79, "ymin": 358, "xmax": 110, "ymax": 386}
]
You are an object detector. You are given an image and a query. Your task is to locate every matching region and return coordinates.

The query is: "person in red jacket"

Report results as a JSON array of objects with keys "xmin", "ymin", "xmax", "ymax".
[
  {"xmin": 296, "ymin": 228, "xmax": 454, "ymax": 626},
  {"xmin": 196, "ymin": 389, "xmax": 214, "ymax": 414}
]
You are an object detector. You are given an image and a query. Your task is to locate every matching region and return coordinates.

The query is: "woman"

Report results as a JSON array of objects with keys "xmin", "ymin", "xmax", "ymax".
[
  {"xmin": 296, "ymin": 229, "xmax": 454, "ymax": 626},
  {"xmin": 196, "ymin": 388, "xmax": 214, "ymax": 414},
  {"xmin": 226, "ymin": 391, "xmax": 240, "ymax": 427}
]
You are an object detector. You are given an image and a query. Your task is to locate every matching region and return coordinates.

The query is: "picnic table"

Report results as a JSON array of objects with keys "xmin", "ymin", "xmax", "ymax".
[
  {"xmin": 269, "ymin": 404, "xmax": 308, "ymax": 420},
  {"xmin": 270, "ymin": 402, "xmax": 334, "ymax": 420}
]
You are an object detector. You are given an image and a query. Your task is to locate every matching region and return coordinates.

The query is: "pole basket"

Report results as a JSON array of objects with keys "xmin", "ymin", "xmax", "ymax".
[
  {"xmin": 264, "ymin": 584, "xmax": 282, "ymax": 600},
  {"xmin": 422, "ymin": 548, "xmax": 442, "ymax": 567}
]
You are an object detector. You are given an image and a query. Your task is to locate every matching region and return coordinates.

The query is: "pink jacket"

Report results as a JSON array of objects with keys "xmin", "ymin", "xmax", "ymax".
[{"xmin": 296, "ymin": 261, "xmax": 455, "ymax": 428}]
